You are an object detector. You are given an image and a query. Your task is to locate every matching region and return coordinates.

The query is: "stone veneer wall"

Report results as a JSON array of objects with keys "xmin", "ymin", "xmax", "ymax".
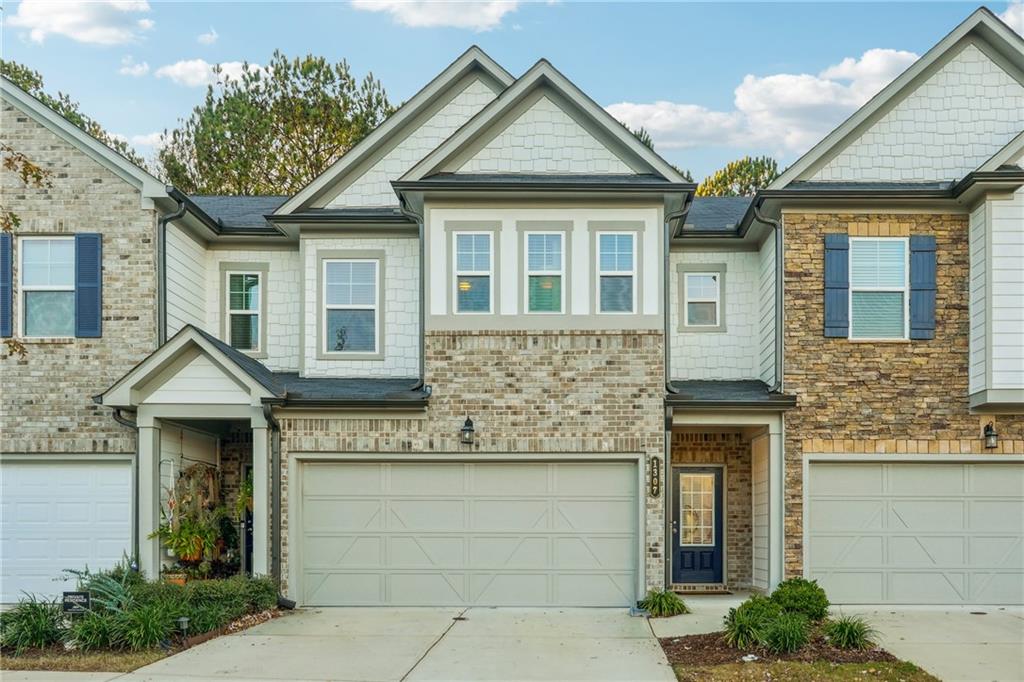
[
  {"xmin": 0, "ymin": 101, "xmax": 157, "ymax": 454},
  {"xmin": 277, "ymin": 330, "xmax": 665, "ymax": 594},
  {"xmin": 670, "ymin": 431, "xmax": 752, "ymax": 588},
  {"xmin": 783, "ymin": 212, "xmax": 1024, "ymax": 576}
]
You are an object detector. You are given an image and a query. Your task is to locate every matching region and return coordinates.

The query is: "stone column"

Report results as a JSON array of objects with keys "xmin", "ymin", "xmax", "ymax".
[
  {"xmin": 138, "ymin": 422, "xmax": 162, "ymax": 578},
  {"xmin": 251, "ymin": 425, "xmax": 269, "ymax": 576}
]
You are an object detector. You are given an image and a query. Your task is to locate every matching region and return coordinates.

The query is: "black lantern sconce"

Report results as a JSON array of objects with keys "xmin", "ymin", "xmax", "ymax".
[
  {"xmin": 649, "ymin": 456, "xmax": 662, "ymax": 497},
  {"xmin": 460, "ymin": 416, "xmax": 475, "ymax": 445},
  {"xmin": 983, "ymin": 421, "xmax": 998, "ymax": 449}
]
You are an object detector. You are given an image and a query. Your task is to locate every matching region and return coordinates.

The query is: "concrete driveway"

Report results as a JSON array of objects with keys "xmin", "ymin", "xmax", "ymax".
[{"xmin": 123, "ymin": 607, "xmax": 674, "ymax": 682}]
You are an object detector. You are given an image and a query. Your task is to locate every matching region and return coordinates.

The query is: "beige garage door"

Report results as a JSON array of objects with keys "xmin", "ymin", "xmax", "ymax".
[
  {"xmin": 296, "ymin": 460, "xmax": 639, "ymax": 606},
  {"xmin": 807, "ymin": 461, "xmax": 1023, "ymax": 604}
]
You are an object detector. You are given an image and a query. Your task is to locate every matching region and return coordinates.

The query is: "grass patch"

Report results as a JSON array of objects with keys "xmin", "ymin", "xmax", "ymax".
[
  {"xmin": 673, "ymin": 660, "xmax": 939, "ymax": 682},
  {"xmin": 1, "ymin": 648, "xmax": 166, "ymax": 673}
]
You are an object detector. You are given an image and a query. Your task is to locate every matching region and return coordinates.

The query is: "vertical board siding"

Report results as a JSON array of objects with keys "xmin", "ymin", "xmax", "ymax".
[
  {"xmin": 165, "ymin": 224, "xmax": 208, "ymax": 335},
  {"xmin": 74, "ymin": 233, "xmax": 103, "ymax": 338}
]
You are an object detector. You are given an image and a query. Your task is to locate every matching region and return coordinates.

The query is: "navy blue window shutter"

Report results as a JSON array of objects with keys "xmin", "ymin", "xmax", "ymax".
[
  {"xmin": 75, "ymin": 233, "xmax": 102, "ymax": 338},
  {"xmin": 0, "ymin": 233, "xmax": 11, "ymax": 338},
  {"xmin": 823, "ymin": 233, "xmax": 849, "ymax": 337},
  {"xmin": 909, "ymin": 235, "xmax": 936, "ymax": 340}
]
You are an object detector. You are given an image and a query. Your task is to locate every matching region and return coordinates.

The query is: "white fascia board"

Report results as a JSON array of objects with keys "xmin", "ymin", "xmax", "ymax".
[
  {"xmin": 771, "ymin": 8, "xmax": 1024, "ymax": 189},
  {"xmin": 274, "ymin": 46, "xmax": 513, "ymax": 215},
  {"xmin": 977, "ymin": 130, "xmax": 1024, "ymax": 171},
  {"xmin": 400, "ymin": 60, "xmax": 690, "ymax": 184},
  {"xmin": 1, "ymin": 76, "xmax": 166, "ymax": 201}
]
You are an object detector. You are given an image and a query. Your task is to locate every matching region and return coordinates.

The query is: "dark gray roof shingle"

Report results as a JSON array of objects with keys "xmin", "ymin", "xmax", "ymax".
[
  {"xmin": 667, "ymin": 380, "xmax": 795, "ymax": 408},
  {"xmin": 188, "ymin": 195, "xmax": 288, "ymax": 229},
  {"xmin": 682, "ymin": 197, "xmax": 752, "ymax": 232}
]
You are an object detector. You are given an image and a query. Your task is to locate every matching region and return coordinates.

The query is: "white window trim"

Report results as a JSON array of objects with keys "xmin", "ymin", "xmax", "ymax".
[
  {"xmin": 18, "ymin": 235, "xmax": 75, "ymax": 339},
  {"xmin": 683, "ymin": 271, "xmax": 721, "ymax": 328},
  {"xmin": 452, "ymin": 231, "xmax": 494, "ymax": 315},
  {"xmin": 848, "ymin": 236, "xmax": 910, "ymax": 341},
  {"xmin": 596, "ymin": 231, "xmax": 637, "ymax": 314},
  {"xmin": 224, "ymin": 270, "xmax": 262, "ymax": 354},
  {"xmin": 321, "ymin": 258, "xmax": 380, "ymax": 356},
  {"xmin": 523, "ymin": 231, "xmax": 565, "ymax": 314},
  {"xmin": 679, "ymin": 472, "xmax": 716, "ymax": 548}
]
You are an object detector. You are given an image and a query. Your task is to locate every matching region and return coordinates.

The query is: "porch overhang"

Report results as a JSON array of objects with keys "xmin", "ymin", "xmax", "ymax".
[{"xmin": 666, "ymin": 380, "xmax": 797, "ymax": 411}]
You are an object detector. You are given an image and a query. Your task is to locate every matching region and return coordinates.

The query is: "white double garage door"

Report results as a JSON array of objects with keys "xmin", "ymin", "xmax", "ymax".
[
  {"xmin": 807, "ymin": 460, "xmax": 1023, "ymax": 605},
  {"xmin": 293, "ymin": 459, "xmax": 641, "ymax": 607}
]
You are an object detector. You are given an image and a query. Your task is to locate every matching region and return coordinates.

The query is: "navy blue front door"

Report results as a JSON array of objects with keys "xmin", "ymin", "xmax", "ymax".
[{"xmin": 672, "ymin": 467, "xmax": 724, "ymax": 584}]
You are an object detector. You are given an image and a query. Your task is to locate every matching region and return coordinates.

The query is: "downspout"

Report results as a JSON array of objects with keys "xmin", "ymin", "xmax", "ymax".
[
  {"xmin": 111, "ymin": 408, "xmax": 141, "ymax": 569},
  {"xmin": 157, "ymin": 187, "xmax": 187, "ymax": 346},
  {"xmin": 261, "ymin": 403, "xmax": 283, "ymax": 589},
  {"xmin": 752, "ymin": 204, "xmax": 784, "ymax": 393},
  {"xmin": 398, "ymin": 195, "xmax": 427, "ymax": 391}
]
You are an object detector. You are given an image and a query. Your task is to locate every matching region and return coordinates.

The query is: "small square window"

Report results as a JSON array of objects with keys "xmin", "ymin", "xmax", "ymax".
[{"xmin": 682, "ymin": 270, "xmax": 724, "ymax": 330}]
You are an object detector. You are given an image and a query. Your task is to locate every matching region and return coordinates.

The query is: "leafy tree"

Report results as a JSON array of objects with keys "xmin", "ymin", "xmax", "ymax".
[
  {"xmin": 1, "ymin": 60, "xmax": 148, "ymax": 168},
  {"xmin": 696, "ymin": 155, "xmax": 779, "ymax": 197},
  {"xmin": 627, "ymin": 125, "xmax": 694, "ymax": 182},
  {"xmin": 158, "ymin": 51, "xmax": 395, "ymax": 195}
]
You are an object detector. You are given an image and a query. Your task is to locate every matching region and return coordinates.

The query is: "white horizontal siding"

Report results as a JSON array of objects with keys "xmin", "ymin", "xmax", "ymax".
[
  {"xmin": 146, "ymin": 353, "xmax": 251, "ymax": 404},
  {"xmin": 758, "ymin": 236, "xmax": 777, "ymax": 386},
  {"xmin": 165, "ymin": 224, "xmax": 207, "ymax": 336},
  {"xmin": 988, "ymin": 187, "xmax": 1024, "ymax": 389},
  {"xmin": 969, "ymin": 202, "xmax": 988, "ymax": 395}
]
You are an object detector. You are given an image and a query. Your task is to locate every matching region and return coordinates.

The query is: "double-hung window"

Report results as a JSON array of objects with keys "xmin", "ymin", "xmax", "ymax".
[
  {"xmin": 323, "ymin": 259, "xmax": 379, "ymax": 353},
  {"xmin": 684, "ymin": 272, "xmax": 721, "ymax": 327},
  {"xmin": 849, "ymin": 238, "xmax": 908, "ymax": 340},
  {"xmin": 597, "ymin": 232, "xmax": 635, "ymax": 313},
  {"xmin": 525, "ymin": 232, "xmax": 564, "ymax": 313},
  {"xmin": 454, "ymin": 233, "xmax": 492, "ymax": 314},
  {"xmin": 226, "ymin": 272, "xmax": 261, "ymax": 352},
  {"xmin": 21, "ymin": 237, "xmax": 75, "ymax": 337}
]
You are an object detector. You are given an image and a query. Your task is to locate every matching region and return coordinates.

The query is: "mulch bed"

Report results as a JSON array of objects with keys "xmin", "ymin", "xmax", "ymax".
[
  {"xmin": 660, "ymin": 631, "xmax": 898, "ymax": 667},
  {"xmin": 181, "ymin": 608, "xmax": 286, "ymax": 648}
]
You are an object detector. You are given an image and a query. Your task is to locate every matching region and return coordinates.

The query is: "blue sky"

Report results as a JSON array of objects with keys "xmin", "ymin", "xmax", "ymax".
[{"xmin": 3, "ymin": 1, "xmax": 1022, "ymax": 180}]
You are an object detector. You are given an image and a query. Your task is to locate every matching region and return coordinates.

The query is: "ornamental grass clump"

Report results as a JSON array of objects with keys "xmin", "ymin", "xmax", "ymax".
[
  {"xmin": 761, "ymin": 611, "xmax": 810, "ymax": 653},
  {"xmin": 0, "ymin": 595, "xmax": 63, "ymax": 653},
  {"xmin": 722, "ymin": 595, "xmax": 781, "ymax": 648},
  {"xmin": 826, "ymin": 614, "xmax": 879, "ymax": 650},
  {"xmin": 639, "ymin": 589, "xmax": 689, "ymax": 617}
]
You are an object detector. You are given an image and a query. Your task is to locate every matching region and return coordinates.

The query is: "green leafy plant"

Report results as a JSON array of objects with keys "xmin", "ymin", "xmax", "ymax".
[
  {"xmin": 188, "ymin": 603, "xmax": 230, "ymax": 635},
  {"xmin": 826, "ymin": 615, "xmax": 879, "ymax": 650},
  {"xmin": 762, "ymin": 612, "xmax": 810, "ymax": 653},
  {"xmin": 770, "ymin": 577, "xmax": 830, "ymax": 621},
  {"xmin": 235, "ymin": 472, "xmax": 254, "ymax": 521},
  {"xmin": 131, "ymin": 580, "xmax": 187, "ymax": 609},
  {"xmin": 722, "ymin": 595, "xmax": 782, "ymax": 648},
  {"xmin": 67, "ymin": 611, "xmax": 115, "ymax": 651},
  {"xmin": 638, "ymin": 589, "xmax": 689, "ymax": 617},
  {"xmin": 111, "ymin": 603, "xmax": 174, "ymax": 651},
  {"xmin": 243, "ymin": 576, "xmax": 279, "ymax": 612},
  {"xmin": 0, "ymin": 595, "xmax": 64, "ymax": 653}
]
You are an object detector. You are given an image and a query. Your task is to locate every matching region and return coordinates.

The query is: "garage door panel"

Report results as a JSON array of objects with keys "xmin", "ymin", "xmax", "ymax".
[
  {"xmin": 303, "ymin": 463, "xmax": 383, "ymax": 495},
  {"xmin": 297, "ymin": 460, "xmax": 638, "ymax": 607},
  {"xmin": 808, "ymin": 462, "xmax": 1024, "ymax": 605}
]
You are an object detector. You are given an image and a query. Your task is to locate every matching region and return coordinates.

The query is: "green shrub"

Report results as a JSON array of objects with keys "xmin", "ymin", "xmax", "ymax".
[
  {"xmin": 184, "ymin": 578, "xmax": 247, "ymax": 619},
  {"xmin": 111, "ymin": 603, "xmax": 174, "ymax": 651},
  {"xmin": 762, "ymin": 612, "xmax": 809, "ymax": 653},
  {"xmin": 244, "ymin": 576, "xmax": 278, "ymax": 611},
  {"xmin": 770, "ymin": 577, "xmax": 830, "ymax": 621},
  {"xmin": 638, "ymin": 589, "xmax": 689, "ymax": 617},
  {"xmin": 188, "ymin": 603, "xmax": 230, "ymax": 634},
  {"xmin": 722, "ymin": 596, "xmax": 781, "ymax": 649},
  {"xmin": 826, "ymin": 615, "xmax": 879, "ymax": 650},
  {"xmin": 68, "ymin": 612, "xmax": 115, "ymax": 651},
  {"xmin": 0, "ymin": 595, "xmax": 64, "ymax": 653},
  {"xmin": 131, "ymin": 581, "xmax": 186, "ymax": 609}
]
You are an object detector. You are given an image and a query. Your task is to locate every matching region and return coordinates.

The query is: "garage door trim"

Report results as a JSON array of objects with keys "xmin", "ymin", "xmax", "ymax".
[
  {"xmin": 286, "ymin": 452, "xmax": 647, "ymax": 607},
  {"xmin": 802, "ymin": 453, "xmax": 1024, "ymax": 605}
]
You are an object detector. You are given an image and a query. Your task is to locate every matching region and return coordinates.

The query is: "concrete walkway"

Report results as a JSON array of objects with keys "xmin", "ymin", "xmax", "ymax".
[{"xmin": 9, "ymin": 607, "xmax": 673, "ymax": 682}]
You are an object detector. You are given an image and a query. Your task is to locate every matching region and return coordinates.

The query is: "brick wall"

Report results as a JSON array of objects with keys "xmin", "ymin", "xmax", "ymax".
[
  {"xmin": 670, "ymin": 431, "xmax": 752, "ymax": 588},
  {"xmin": 782, "ymin": 212, "xmax": 1024, "ymax": 575},
  {"xmin": 278, "ymin": 329, "xmax": 666, "ymax": 594},
  {"xmin": 0, "ymin": 101, "xmax": 157, "ymax": 454}
]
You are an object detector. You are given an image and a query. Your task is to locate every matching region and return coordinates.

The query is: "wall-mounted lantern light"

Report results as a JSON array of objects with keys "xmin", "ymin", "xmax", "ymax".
[
  {"xmin": 460, "ymin": 417, "xmax": 475, "ymax": 445},
  {"xmin": 649, "ymin": 456, "xmax": 662, "ymax": 497},
  {"xmin": 984, "ymin": 421, "xmax": 998, "ymax": 449}
]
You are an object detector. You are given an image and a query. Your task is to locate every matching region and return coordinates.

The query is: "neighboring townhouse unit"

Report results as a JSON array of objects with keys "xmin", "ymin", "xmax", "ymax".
[{"xmin": 2, "ymin": 7, "xmax": 1021, "ymax": 608}]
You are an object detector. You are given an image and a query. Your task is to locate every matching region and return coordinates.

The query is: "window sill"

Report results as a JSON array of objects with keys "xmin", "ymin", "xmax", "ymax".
[
  {"xmin": 15, "ymin": 337, "xmax": 76, "ymax": 345},
  {"xmin": 846, "ymin": 338, "xmax": 911, "ymax": 344}
]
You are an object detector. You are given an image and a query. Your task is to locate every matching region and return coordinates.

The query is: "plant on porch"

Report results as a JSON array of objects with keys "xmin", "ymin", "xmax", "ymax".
[{"xmin": 150, "ymin": 464, "xmax": 234, "ymax": 578}]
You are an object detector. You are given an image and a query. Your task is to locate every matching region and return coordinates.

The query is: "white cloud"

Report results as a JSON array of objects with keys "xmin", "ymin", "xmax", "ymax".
[
  {"xmin": 350, "ymin": 0, "xmax": 519, "ymax": 31},
  {"xmin": 1000, "ymin": 1, "xmax": 1024, "ymax": 34},
  {"xmin": 197, "ymin": 27, "xmax": 219, "ymax": 45},
  {"xmin": 9, "ymin": 0, "xmax": 154, "ymax": 45},
  {"xmin": 118, "ymin": 55, "xmax": 150, "ymax": 77},
  {"xmin": 130, "ymin": 131, "xmax": 164, "ymax": 148},
  {"xmin": 154, "ymin": 59, "xmax": 255, "ymax": 87},
  {"xmin": 607, "ymin": 47, "xmax": 919, "ymax": 156}
]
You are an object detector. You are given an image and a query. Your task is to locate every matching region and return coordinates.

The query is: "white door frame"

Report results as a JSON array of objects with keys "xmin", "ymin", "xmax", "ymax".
[{"xmin": 286, "ymin": 452, "xmax": 646, "ymax": 607}]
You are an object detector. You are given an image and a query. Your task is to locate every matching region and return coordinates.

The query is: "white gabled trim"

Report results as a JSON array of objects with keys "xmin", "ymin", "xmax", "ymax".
[
  {"xmin": 400, "ymin": 60, "xmax": 691, "ymax": 184},
  {"xmin": 771, "ymin": 7, "xmax": 1024, "ymax": 189},
  {"xmin": 1, "ymin": 76, "xmax": 166, "ymax": 201},
  {"xmin": 275, "ymin": 46, "xmax": 514, "ymax": 215},
  {"xmin": 977, "ymin": 129, "xmax": 1024, "ymax": 171}
]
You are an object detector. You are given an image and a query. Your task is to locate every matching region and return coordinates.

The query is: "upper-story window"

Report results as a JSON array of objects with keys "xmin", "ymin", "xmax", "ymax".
[
  {"xmin": 226, "ymin": 272, "xmax": 261, "ymax": 352},
  {"xmin": 454, "ymin": 232, "xmax": 492, "ymax": 314},
  {"xmin": 21, "ymin": 237, "xmax": 74, "ymax": 337},
  {"xmin": 850, "ymin": 237, "xmax": 908, "ymax": 340},
  {"xmin": 684, "ymin": 272, "xmax": 721, "ymax": 328},
  {"xmin": 324, "ymin": 259, "xmax": 379, "ymax": 353},
  {"xmin": 525, "ymin": 232, "xmax": 564, "ymax": 314},
  {"xmin": 597, "ymin": 232, "xmax": 635, "ymax": 313}
]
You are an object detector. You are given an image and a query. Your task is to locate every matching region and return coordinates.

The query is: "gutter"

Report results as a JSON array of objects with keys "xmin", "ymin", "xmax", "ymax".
[
  {"xmin": 752, "ymin": 203, "xmax": 785, "ymax": 394},
  {"xmin": 397, "ymin": 194, "xmax": 428, "ymax": 393},
  {"xmin": 262, "ymin": 397, "xmax": 430, "ymax": 410},
  {"xmin": 157, "ymin": 188, "xmax": 187, "ymax": 345},
  {"xmin": 662, "ymin": 398, "xmax": 797, "ymax": 410},
  {"xmin": 268, "ymin": 211, "xmax": 415, "ymax": 225}
]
